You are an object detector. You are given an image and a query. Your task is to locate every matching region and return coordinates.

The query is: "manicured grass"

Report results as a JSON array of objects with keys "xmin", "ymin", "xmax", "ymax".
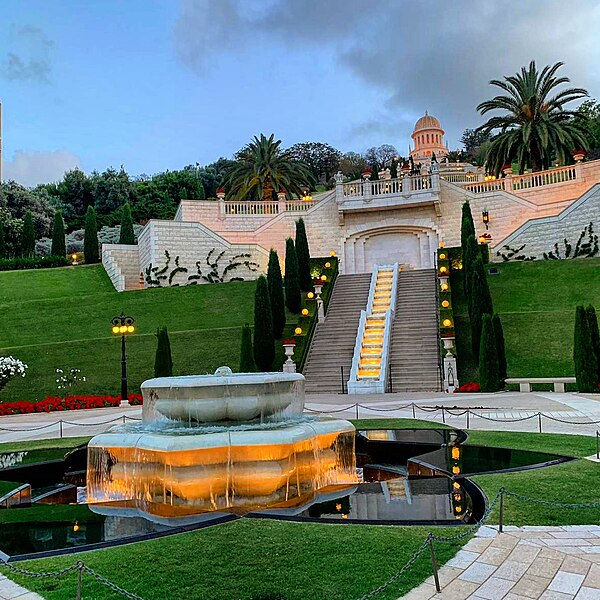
[
  {"xmin": 4, "ymin": 520, "xmax": 463, "ymax": 600},
  {"xmin": 352, "ymin": 418, "xmax": 451, "ymax": 430},
  {"xmin": 0, "ymin": 480, "xmax": 24, "ymax": 497},
  {"xmin": 0, "ymin": 265, "xmax": 257, "ymax": 401},
  {"xmin": 0, "ymin": 437, "xmax": 91, "ymax": 464},
  {"xmin": 451, "ymin": 258, "xmax": 600, "ymax": 381}
]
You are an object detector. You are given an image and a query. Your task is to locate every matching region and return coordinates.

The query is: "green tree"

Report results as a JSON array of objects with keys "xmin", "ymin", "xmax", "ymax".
[
  {"xmin": 295, "ymin": 218, "xmax": 311, "ymax": 292},
  {"xmin": 50, "ymin": 209, "xmax": 66, "ymax": 257},
  {"xmin": 389, "ymin": 158, "xmax": 398, "ymax": 179},
  {"xmin": 0, "ymin": 220, "xmax": 6, "ymax": 259},
  {"xmin": 154, "ymin": 326, "xmax": 173, "ymax": 377},
  {"xmin": 267, "ymin": 249, "xmax": 286, "ymax": 339},
  {"xmin": 83, "ymin": 205, "xmax": 100, "ymax": 264},
  {"xmin": 239, "ymin": 323, "xmax": 256, "ymax": 372},
  {"xmin": 477, "ymin": 61, "xmax": 589, "ymax": 174},
  {"xmin": 492, "ymin": 313, "xmax": 507, "ymax": 382},
  {"xmin": 574, "ymin": 305, "xmax": 598, "ymax": 392},
  {"xmin": 479, "ymin": 314, "xmax": 501, "ymax": 392},
  {"xmin": 21, "ymin": 210, "xmax": 35, "ymax": 258},
  {"xmin": 469, "ymin": 256, "xmax": 494, "ymax": 356},
  {"xmin": 253, "ymin": 275, "xmax": 275, "ymax": 371},
  {"xmin": 92, "ymin": 167, "xmax": 133, "ymax": 214},
  {"xmin": 225, "ymin": 134, "xmax": 314, "ymax": 201},
  {"xmin": 461, "ymin": 201, "xmax": 475, "ymax": 250},
  {"xmin": 586, "ymin": 305, "xmax": 600, "ymax": 385},
  {"xmin": 284, "ymin": 238, "xmax": 302, "ymax": 314},
  {"xmin": 119, "ymin": 202, "xmax": 135, "ymax": 244},
  {"xmin": 286, "ymin": 142, "xmax": 342, "ymax": 183}
]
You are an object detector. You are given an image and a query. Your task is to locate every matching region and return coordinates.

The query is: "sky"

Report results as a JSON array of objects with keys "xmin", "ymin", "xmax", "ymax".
[{"xmin": 1, "ymin": 0, "xmax": 600, "ymax": 186}]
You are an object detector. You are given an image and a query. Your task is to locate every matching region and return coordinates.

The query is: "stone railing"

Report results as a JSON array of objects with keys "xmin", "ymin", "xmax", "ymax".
[
  {"xmin": 340, "ymin": 173, "xmax": 434, "ymax": 199},
  {"xmin": 440, "ymin": 172, "xmax": 481, "ymax": 183},
  {"xmin": 220, "ymin": 199, "xmax": 314, "ymax": 216},
  {"xmin": 463, "ymin": 179, "xmax": 506, "ymax": 194}
]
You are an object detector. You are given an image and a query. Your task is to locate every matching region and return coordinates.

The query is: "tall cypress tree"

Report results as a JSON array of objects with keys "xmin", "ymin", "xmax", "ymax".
[
  {"xmin": 470, "ymin": 256, "xmax": 493, "ymax": 356},
  {"xmin": 479, "ymin": 314, "xmax": 500, "ymax": 392},
  {"xmin": 390, "ymin": 158, "xmax": 398, "ymax": 179},
  {"xmin": 21, "ymin": 210, "xmax": 35, "ymax": 258},
  {"xmin": 0, "ymin": 220, "xmax": 6, "ymax": 259},
  {"xmin": 574, "ymin": 305, "xmax": 598, "ymax": 392},
  {"xmin": 463, "ymin": 233, "xmax": 479, "ymax": 306},
  {"xmin": 84, "ymin": 205, "xmax": 100, "ymax": 264},
  {"xmin": 119, "ymin": 202, "xmax": 135, "ymax": 244},
  {"xmin": 369, "ymin": 165, "xmax": 379, "ymax": 181},
  {"xmin": 295, "ymin": 218, "xmax": 311, "ymax": 292},
  {"xmin": 253, "ymin": 275, "xmax": 275, "ymax": 371},
  {"xmin": 239, "ymin": 323, "xmax": 256, "ymax": 372},
  {"xmin": 586, "ymin": 305, "xmax": 600, "ymax": 386},
  {"xmin": 154, "ymin": 326, "xmax": 173, "ymax": 377},
  {"xmin": 267, "ymin": 249, "xmax": 286, "ymax": 339},
  {"xmin": 50, "ymin": 209, "xmax": 66, "ymax": 257},
  {"xmin": 461, "ymin": 201, "xmax": 475, "ymax": 250},
  {"xmin": 284, "ymin": 237, "xmax": 302, "ymax": 314},
  {"xmin": 492, "ymin": 313, "xmax": 507, "ymax": 382}
]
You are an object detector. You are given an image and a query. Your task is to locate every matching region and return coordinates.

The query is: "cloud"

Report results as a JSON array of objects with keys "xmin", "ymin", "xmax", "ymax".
[
  {"xmin": 1, "ymin": 25, "xmax": 54, "ymax": 82},
  {"xmin": 3, "ymin": 150, "xmax": 81, "ymax": 187}
]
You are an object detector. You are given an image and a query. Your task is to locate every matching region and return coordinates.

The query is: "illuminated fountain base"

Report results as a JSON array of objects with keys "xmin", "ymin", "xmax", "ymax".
[{"xmin": 87, "ymin": 370, "xmax": 357, "ymax": 517}]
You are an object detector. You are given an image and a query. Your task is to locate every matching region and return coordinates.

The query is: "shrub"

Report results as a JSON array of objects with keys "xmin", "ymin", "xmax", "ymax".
[
  {"xmin": 0, "ymin": 357, "xmax": 27, "ymax": 391},
  {"xmin": 586, "ymin": 305, "xmax": 600, "ymax": 384},
  {"xmin": 479, "ymin": 314, "xmax": 501, "ymax": 392},
  {"xmin": 0, "ymin": 393, "xmax": 144, "ymax": 415},
  {"xmin": 239, "ymin": 323, "xmax": 256, "ymax": 372},
  {"xmin": 454, "ymin": 382, "xmax": 481, "ymax": 393},
  {"xmin": 21, "ymin": 210, "xmax": 35, "ymax": 258},
  {"xmin": 284, "ymin": 238, "xmax": 301, "ymax": 314},
  {"xmin": 492, "ymin": 313, "xmax": 507, "ymax": 382},
  {"xmin": 154, "ymin": 326, "xmax": 173, "ymax": 377},
  {"xmin": 295, "ymin": 218, "xmax": 312, "ymax": 292},
  {"xmin": 51, "ymin": 209, "xmax": 66, "ymax": 257},
  {"xmin": 0, "ymin": 256, "xmax": 70, "ymax": 271},
  {"xmin": 469, "ymin": 256, "xmax": 493, "ymax": 356},
  {"xmin": 267, "ymin": 249, "xmax": 286, "ymax": 339},
  {"xmin": 253, "ymin": 275, "xmax": 275, "ymax": 371},
  {"xmin": 84, "ymin": 206, "xmax": 100, "ymax": 264},
  {"xmin": 119, "ymin": 202, "xmax": 135, "ymax": 244},
  {"xmin": 574, "ymin": 305, "xmax": 598, "ymax": 392},
  {"xmin": 0, "ymin": 220, "xmax": 6, "ymax": 259},
  {"xmin": 55, "ymin": 368, "xmax": 85, "ymax": 392}
]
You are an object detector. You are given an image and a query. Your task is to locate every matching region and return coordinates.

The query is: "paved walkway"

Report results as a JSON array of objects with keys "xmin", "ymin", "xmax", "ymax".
[
  {"xmin": 400, "ymin": 526, "xmax": 600, "ymax": 600},
  {"xmin": 0, "ymin": 574, "xmax": 42, "ymax": 599}
]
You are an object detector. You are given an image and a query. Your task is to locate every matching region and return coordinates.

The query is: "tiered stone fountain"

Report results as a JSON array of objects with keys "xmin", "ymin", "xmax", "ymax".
[{"xmin": 87, "ymin": 368, "xmax": 357, "ymax": 519}]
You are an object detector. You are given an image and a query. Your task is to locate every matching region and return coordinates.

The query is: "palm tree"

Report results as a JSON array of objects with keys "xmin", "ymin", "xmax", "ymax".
[
  {"xmin": 224, "ymin": 134, "xmax": 314, "ymax": 201},
  {"xmin": 477, "ymin": 61, "xmax": 589, "ymax": 174}
]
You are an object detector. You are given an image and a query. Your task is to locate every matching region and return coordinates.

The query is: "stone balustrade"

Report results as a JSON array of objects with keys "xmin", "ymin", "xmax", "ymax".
[{"xmin": 220, "ymin": 199, "xmax": 313, "ymax": 216}]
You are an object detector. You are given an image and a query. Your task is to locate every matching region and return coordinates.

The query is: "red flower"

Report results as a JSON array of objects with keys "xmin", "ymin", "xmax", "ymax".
[
  {"xmin": 0, "ymin": 393, "xmax": 144, "ymax": 414},
  {"xmin": 283, "ymin": 338, "xmax": 296, "ymax": 345},
  {"xmin": 454, "ymin": 382, "xmax": 481, "ymax": 393}
]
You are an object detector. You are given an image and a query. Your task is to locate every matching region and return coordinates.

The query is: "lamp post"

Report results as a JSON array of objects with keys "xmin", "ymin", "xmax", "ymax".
[{"xmin": 111, "ymin": 312, "xmax": 135, "ymax": 406}]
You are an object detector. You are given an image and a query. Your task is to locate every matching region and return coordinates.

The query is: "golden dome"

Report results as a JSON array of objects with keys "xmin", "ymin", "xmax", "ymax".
[{"xmin": 413, "ymin": 111, "xmax": 442, "ymax": 133}]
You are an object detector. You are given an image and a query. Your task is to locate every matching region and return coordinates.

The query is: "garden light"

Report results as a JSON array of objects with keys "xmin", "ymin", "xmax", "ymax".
[
  {"xmin": 439, "ymin": 241, "xmax": 445, "ymax": 248},
  {"xmin": 294, "ymin": 327, "xmax": 302, "ymax": 335},
  {"xmin": 439, "ymin": 253, "xmax": 446, "ymax": 260},
  {"xmin": 112, "ymin": 326, "xmax": 120, "ymax": 334},
  {"xmin": 441, "ymin": 283, "xmax": 449, "ymax": 291},
  {"xmin": 321, "ymin": 275, "xmax": 327, "ymax": 281},
  {"xmin": 110, "ymin": 312, "xmax": 135, "ymax": 405},
  {"xmin": 307, "ymin": 292, "xmax": 314, "ymax": 299},
  {"xmin": 451, "ymin": 446, "xmax": 460, "ymax": 460},
  {"xmin": 482, "ymin": 210, "xmax": 490, "ymax": 229},
  {"xmin": 325, "ymin": 262, "xmax": 331, "ymax": 268},
  {"xmin": 441, "ymin": 300, "xmax": 450, "ymax": 308},
  {"xmin": 330, "ymin": 250, "xmax": 335, "ymax": 257},
  {"xmin": 439, "ymin": 266, "xmax": 448, "ymax": 274},
  {"xmin": 443, "ymin": 319, "xmax": 452, "ymax": 327},
  {"xmin": 301, "ymin": 308, "xmax": 308, "ymax": 316}
]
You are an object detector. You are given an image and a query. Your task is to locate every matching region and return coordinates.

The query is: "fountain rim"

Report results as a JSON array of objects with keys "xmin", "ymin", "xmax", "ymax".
[{"xmin": 141, "ymin": 371, "xmax": 305, "ymax": 390}]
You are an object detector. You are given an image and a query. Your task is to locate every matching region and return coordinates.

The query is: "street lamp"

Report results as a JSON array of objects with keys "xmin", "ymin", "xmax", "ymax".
[{"xmin": 111, "ymin": 312, "xmax": 135, "ymax": 406}]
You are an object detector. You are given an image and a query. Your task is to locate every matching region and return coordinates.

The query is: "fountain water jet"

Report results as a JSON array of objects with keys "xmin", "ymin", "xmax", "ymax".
[{"xmin": 87, "ymin": 369, "xmax": 357, "ymax": 518}]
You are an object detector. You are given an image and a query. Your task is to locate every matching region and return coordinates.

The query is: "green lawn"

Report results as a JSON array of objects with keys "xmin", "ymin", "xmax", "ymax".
[
  {"xmin": 0, "ymin": 480, "xmax": 24, "ymax": 497},
  {"xmin": 451, "ymin": 258, "xmax": 600, "ymax": 381},
  {"xmin": 0, "ymin": 265, "xmax": 257, "ymax": 401},
  {"xmin": 0, "ymin": 436, "xmax": 91, "ymax": 464}
]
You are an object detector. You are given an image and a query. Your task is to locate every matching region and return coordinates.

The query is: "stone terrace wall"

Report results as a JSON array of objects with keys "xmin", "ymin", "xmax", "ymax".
[
  {"xmin": 495, "ymin": 184, "xmax": 600, "ymax": 260},
  {"xmin": 102, "ymin": 244, "xmax": 140, "ymax": 292}
]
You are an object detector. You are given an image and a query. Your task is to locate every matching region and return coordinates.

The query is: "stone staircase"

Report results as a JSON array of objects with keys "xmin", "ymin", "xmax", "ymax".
[
  {"xmin": 389, "ymin": 269, "xmax": 441, "ymax": 392},
  {"xmin": 102, "ymin": 245, "xmax": 143, "ymax": 292},
  {"xmin": 303, "ymin": 273, "xmax": 371, "ymax": 394}
]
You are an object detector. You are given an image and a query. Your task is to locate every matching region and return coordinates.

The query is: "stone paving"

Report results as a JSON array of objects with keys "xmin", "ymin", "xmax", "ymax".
[
  {"xmin": 399, "ymin": 526, "xmax": 600, "ymax": 600},
  {"xmin": 0, "ymin": 574, "xmax": 43, "ymax": 600}
]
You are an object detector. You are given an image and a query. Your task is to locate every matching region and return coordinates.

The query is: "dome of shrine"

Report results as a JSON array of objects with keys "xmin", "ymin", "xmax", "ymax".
[{"xmin": 413, "ymin": 112, "xmax": 443, "ymax": 133}]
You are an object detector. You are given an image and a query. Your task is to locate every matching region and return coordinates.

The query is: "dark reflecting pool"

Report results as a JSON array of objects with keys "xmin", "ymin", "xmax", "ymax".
[{"xmin": 0, "ymin": 428, "xmax": 573, "ymax": 559}]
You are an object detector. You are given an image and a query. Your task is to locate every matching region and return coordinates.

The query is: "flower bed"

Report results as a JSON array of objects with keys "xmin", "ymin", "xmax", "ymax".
[
  {"xmin": 0, "ymin": 393, "xmax": 143, "ymax": 415},
  {"xmin": 454, "ymin": 382, "xmax": 480, "ymax": 393}
]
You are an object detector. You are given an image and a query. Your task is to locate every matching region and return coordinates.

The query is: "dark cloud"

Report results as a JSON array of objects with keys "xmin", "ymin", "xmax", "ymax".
[
  {"xmin": 173, "ymin": 0, "xmax": 600, "ymax": 146},
  {"xmin": 1, "ymin": 25, "xmax": 54, "ymax": 82}
]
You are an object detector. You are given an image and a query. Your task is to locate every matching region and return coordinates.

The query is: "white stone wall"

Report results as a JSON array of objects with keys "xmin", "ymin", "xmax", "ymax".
[{"xmin": 102, "ymin": 245, "xmax": 140, "ymax": 292}]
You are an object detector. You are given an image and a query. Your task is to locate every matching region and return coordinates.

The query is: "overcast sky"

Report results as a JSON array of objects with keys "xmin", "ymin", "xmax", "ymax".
[{"xmin": 2, "ymin": 0, "xmax": 600, "ymax": 186}]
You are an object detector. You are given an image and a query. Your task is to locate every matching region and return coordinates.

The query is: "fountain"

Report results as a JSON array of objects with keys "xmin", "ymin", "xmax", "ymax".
[{"xmin": 86, "ymin": 368, "xmax": 357, "ymax": 518}]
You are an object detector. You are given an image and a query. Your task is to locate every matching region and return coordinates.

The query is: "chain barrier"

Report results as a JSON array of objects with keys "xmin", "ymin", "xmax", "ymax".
[
  {"xmin": 503, "ymin": 490, "xmax": 600, "ymax": 509},
  {"xmin": 0, "ymin": 559, "xmax": 146, "ymax": 599}
]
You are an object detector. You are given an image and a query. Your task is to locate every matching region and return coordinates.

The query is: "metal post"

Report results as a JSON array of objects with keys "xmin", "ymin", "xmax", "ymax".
[
  {"xmin": 355, "ymin": 404, "xmax": 359, "ymax": 419},
  {"xmin": 340, "ymin": 366, "xmax": 345, "ymax": 394},
  {"xmin": 121, "ymin": 334, "xmax": 128, "ymax": 403},
  {"xmin": 466, "ymin": 408, "xmax": 470, "ymax": 429},
  {"xmin": 59, "ymin": 419, "xmax": 63, "ymax": 439},
  {"xmin": 596, "ymin": 431, "xmax": 599, "ymax": 460},
  {"xmin": 412, "ymin": 403, "xmax": 416, "ymax": 419},
  {"xmin": 428, "ymin": 534, "xmax": 441, "ymax": 593},
  {"xmin": 76, "ymin": 561, "xmax": 83, "ymax": 600},
  {"xmin": 538, "ymin": 412, "xmax": 542, "ymax": 433},
  {"xmin": 122, "ymin": 415, "xmax": 126, "ymax": 424},
  {"xmin": 441, "ymin": 406, "xmax": 446, "ymax": 424},
  {"xmin": 498, "ymin": 489, "xmax": 505, "ymax": 533}
]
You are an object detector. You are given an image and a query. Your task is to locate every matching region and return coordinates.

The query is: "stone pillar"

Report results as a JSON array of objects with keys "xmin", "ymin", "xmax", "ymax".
[
  {"xmin": 335, "ymin": 171, "xmax": 344, "ymax": 206},
  {"xmin": 363, "ymin": 179, "xmax": 373, "ymax": 203},
  {"xmin": 283, "ymin": 343, "xmax": 296, "ymax": 373},
  {"xmin": 443, "ymin": 351, "xmax": 458, "ymax": 393},
  {"xmin": 314, "ymin": 284, "xmax": 325, "ymax": 322},
  {"xmin": 430, "ymin": 161, "xmax": 440, "ymax": 192}
]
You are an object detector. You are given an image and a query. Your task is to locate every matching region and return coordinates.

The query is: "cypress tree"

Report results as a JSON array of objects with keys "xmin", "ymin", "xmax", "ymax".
[
  {"xmin": 267, "ymin": 249, "xmax": 286, "ymax": 339},
  {"xmin": 239, "ymin": 323, "xmax": 256, "ymax": 372},
  {"xmin": 390, "ymin": 158, "xmax": 398, "ymax": 179},
  {"xmin": 119, "ymin": 202, "xmax": 135, "ymax": 244},
  {"xmin": 470, "ymin": 255, "xmax": 493, "ymax": 356},
  {"xmin": 0, "ymin": 220, "xmax": 6, "ymax": 259},
  {"xmin": 50, "ymin": 209, "xmax": 66, "ymax": 257},
  {"xmin": 197, "ymin": 183, "xmax": 206, "ymax": 200},
  {"xmin": 253, "ymin": 275, "xmax": 275, "ymax": 371},
  {"xmin": 586, "ymin": 305, "xmax": 600, "ymax": 386},
  {"xmin": 574, "ymin": 305, "xmax": 598, "ymax": 392},
  {"xmin": 84, "ymin": 205, "xmax": 100, "ymax": 264},
  {"xmin": 479, "ymin": 314, "xmax": 500, "ymax": 392},
  {"xmin": 492, "ymin": 313, "xmax": 507, "ymax": 382},
  {"xmin": 461, "ymin": 201, "xmax": 475, "ymax": 250},
  {"xmin": 370, "ymin": 165, "xmax": 379, "ymax": 181},
  {"xmin": 463, "ymin": 233, "xmax": 479, "ymax": 305},
  {"xmin": 295, "ymin": 218, "xmax": 312, "ymax": 292},
  {"xmin": 154, "ymin": 326, "xmax": 173, "ymax": 377},
  {"xmin": 21, "ymin": 210, "xmax": 35, "ymax": 258},
  {"xmin": 284, "ymin": 237, "xmax": 302, "ymax": 314}
]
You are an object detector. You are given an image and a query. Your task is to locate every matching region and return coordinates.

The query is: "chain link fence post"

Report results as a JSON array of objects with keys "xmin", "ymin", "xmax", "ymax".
[
  {"xmin": 59, "ymin": 420, "xmax": 63, "ymax": 438},
  {"xmin": 538, "ymin": 412, "xmax": 542, "ymax": 433},
  {"xmin": 498, "ymin": 488, "xmax": 505, "ymax": 533},
  {"xmin": 412, "ymin": 403, "xmax": 416, "ymax": 419},
  {"xmin": 355, "ymin": 404, "xmax": 359, "ymax": 420},
  {"xmin": 76, "ymin": 561, "xmax": 84, "ymax": 600},
  {"xmin": 466, "ymin": 408, "xmax": 470, "ymax": 429},
  {"xmin": 427, "ymin": 534, "xmax": 441, "ymax": 593}
]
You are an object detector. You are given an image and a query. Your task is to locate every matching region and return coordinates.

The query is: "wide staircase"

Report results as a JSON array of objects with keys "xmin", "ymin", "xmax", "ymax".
[
  {"xmin": 389, "ymin": 269, "xmax": 441, "ymax": 392},
  {"xmin": 303, "ymin": 273, "xmax": 371, "ymax": 393}
]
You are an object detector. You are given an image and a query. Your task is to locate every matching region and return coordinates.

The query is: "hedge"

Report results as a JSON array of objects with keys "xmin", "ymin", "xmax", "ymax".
[{"xmin": 0, "ymin": 256, "xmax": 71, "ymax": 272}]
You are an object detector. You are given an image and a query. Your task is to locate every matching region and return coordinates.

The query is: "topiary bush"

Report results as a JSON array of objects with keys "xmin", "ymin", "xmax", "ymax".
[
  {"xmin": 574, "ymin": 305, "xmax": 598, "ymax": 392},
  {"xmin": 267, "ymin": 249, "xmax": 286, "ymax": 339},
  {"xmin": 253, "ymin": 275, "xmax": 275, "ymax": 371},
  {"xmin": 284, "ymin": 237, "xmax": 301, "ymax": 314},
  {"xmin": 154, "ymin": 326, "xmax": 173, "ymax": 377},
  {"xmin": 479, "ymin": 313, "xmax": 500, "ymax": 392},
  {"xmin": 239, "ymin": 322, "xmax": 256, "ymax": 372}
]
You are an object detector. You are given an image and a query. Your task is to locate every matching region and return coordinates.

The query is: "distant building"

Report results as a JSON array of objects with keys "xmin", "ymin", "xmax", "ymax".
[{"xmin": 409, "ymin": 112, "xmax": 449, "ymax": 164}]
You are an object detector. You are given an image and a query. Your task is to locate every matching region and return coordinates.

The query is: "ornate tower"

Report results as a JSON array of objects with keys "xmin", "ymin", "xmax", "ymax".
[{"xmin": 409, "ymin": 111, "xmax": 449, "ymax": 163}]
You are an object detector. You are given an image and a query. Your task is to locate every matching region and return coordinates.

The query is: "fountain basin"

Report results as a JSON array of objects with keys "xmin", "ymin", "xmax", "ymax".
[{"xmin": 141, "ymin": 372, "xmax": 305, "ymax": 423}]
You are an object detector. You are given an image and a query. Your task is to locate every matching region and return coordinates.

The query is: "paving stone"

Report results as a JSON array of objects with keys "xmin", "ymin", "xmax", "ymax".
[
  {"xmin": 538, "ymin": 592, "xmax": 576, "ymax": 600},
  {"xmin": 397, "ymin": 582, "xmax": 437, "ymax": 600},
  {"xmin": 447, "ymin": 550, "xmax": 481, "ymax": 569},
  {"xmin": 540, "ymin": 549, "xmax": 571, "ymax": 561},
  {"xmin": 503, "ymin": 595, "xmax": 539, "ymax": 600},
  {"xmin": 477, "ymin": 527, "xmax": 499, "ymax": 539},
  {"xmin": 509, "ymin": 544, "xmax": 542, "ymax": 563},
  {"xmin": 561, "ymin": 557, "xmax": 591, "ymax": 576},
  {"xmin": 582, "ymin": 564, "xmax": 600, "ymax": 588},
  {"xmin": 527, "ymin": 557, "xmax": 563, "ymax": 580},
  {"xmin": 0, "ymin": 578, "xmax": 43, "ymax": 600},
  {"xmin": 432, "ymin": 578, "xmax": 478, "ymax": 600},
  {"xmin": 548, "ymin": 572, "xmax": 585, "ymax": 595},
  {"xmin": 459, "ymin": 562, "xmax": 497, "ymax": 584},
  {"xmin": 470, "ymin": 576, "xmax": 515, "ymax": 600},
  {"xmin": 491, "ymin": 536, "xmax": 520, "ymax": 551},
  {"xmin": 495, "ymin": 560, "xmax": 532, "ymax": 582},
  {"xmin": 511, "ymin": 574, "xmax": 553, "ymax": 598},
  {"xmin": 574, "ymin": 587, "xmax": 600, "ymax": 600},
  {"xmin": 425, "ymin": 566, "xmax": 462, "ymax": 588},
  {"xmin": 479, "ymin": 547, "xmax": 513, "ymax": 566},
  {"xmin": 464, "ymin": 538, "xmax": 494, "ymax": 553}
]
